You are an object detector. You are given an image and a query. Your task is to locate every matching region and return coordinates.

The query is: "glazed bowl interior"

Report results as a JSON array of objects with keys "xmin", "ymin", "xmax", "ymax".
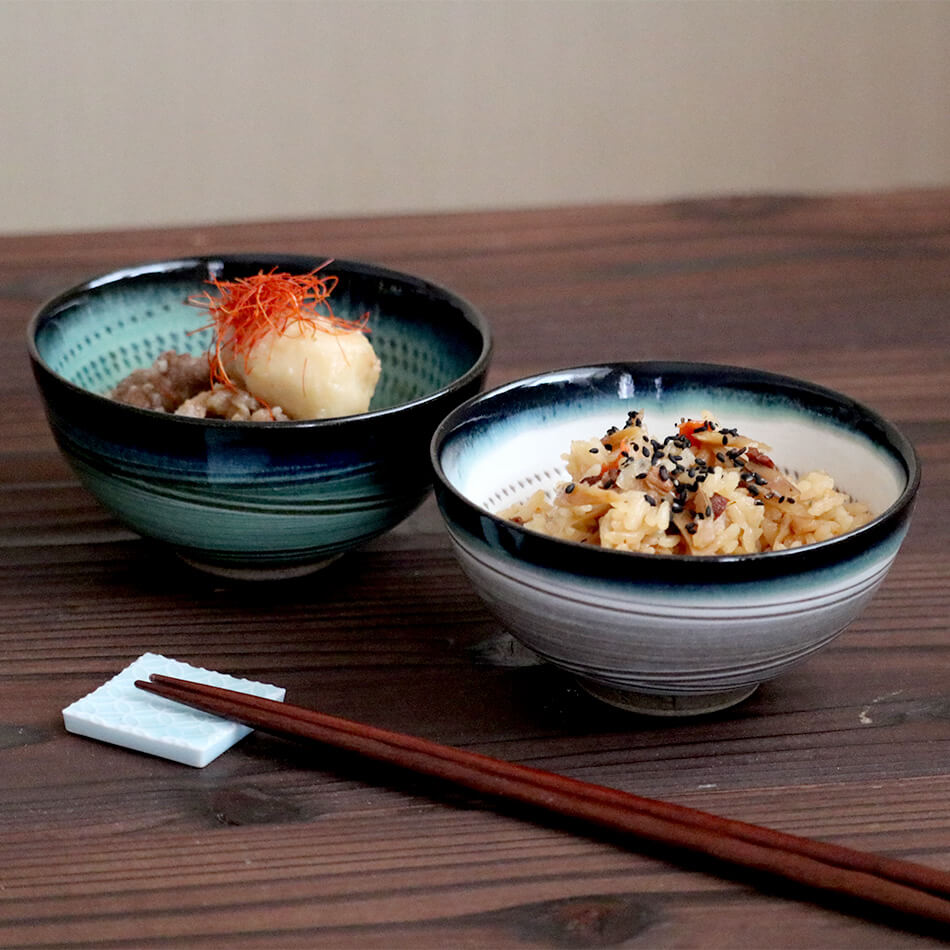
[
  {"xmin": 32, "ymin": 255, "xmax": 484, "ymax": 413},
  {"xmin": 439, "ymin": 363, "xmax": 912, "ymax": 549}
]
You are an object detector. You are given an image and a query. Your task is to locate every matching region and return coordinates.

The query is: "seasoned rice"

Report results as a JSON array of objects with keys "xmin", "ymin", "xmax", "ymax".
[{"xmin": 498, "ymin": 410, "xmax": 872, "ymax": 555}]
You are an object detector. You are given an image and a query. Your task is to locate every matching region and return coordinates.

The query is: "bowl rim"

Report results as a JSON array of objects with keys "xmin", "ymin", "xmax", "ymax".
[
  {"xmin": 27, "ymin": 254, "xmax": 493, "ymax": 430},
  {"xmin": 430, "ymin": 360, "xmax": 921, "ymax": 577}
]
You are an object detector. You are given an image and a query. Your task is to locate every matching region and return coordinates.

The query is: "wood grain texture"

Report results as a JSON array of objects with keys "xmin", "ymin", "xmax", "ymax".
[{"xmin": 1, "ymin": 190, "xmax": 948, "ymax": 947}]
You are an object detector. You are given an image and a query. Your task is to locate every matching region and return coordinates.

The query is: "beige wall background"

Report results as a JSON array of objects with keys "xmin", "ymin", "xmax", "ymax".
[{"xmin": 2, "ymin": 0, "xmax": 949, "ymax": 235}]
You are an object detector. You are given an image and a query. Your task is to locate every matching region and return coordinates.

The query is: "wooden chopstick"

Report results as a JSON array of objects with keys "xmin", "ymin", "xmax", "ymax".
[{"xmin": 136, "ymin": 674, "xmax": 950, "ymax": 927}]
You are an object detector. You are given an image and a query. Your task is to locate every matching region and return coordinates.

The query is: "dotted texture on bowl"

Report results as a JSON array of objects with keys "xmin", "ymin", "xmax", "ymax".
[
  {"xmin": 62, "ymin": 653, "xmax": 286, "ymax": 767},
  {"xmin": 370, "ymin": 327, "xmax": 462, "ymax": 409},
  {"xmin": 39, "ymin": 281, "xmax": 212, "ymax": 392},
  {"xmin": 35, "ymin": 275, "xmax": 475, "ymax": 409}
]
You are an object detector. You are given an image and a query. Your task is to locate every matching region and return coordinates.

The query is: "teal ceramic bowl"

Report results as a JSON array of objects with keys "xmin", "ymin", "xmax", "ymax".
[
  {"xmin": 432, "ymin": 363, "xmax": 919, "ymax": 715},
  {"xmin": 29, "ymin": 255, "xmax": 491, "ymax": 578}
]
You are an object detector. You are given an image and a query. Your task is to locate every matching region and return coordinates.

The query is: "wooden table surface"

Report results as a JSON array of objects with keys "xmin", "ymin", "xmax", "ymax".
[{"xmin": 1, "ymin": 190, "xmax": 948, "ymax": 948}]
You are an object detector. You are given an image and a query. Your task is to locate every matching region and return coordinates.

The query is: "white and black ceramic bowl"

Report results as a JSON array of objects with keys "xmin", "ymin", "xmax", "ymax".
[
  {"xmin": 29, "ymin": 255, "xmax": 491, "ymax": 579},
  {"xmin": 431, "ymin": 362, "xmax": 919, "ymax": 716}
]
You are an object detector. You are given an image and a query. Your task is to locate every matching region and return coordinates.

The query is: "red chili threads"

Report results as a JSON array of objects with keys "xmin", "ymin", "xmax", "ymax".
[{"xmin": 187, "ymin": 263, "xmax": 369, "ymax": 388}]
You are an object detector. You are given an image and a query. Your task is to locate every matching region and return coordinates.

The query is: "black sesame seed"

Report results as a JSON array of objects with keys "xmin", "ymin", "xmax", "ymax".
[
  {"xmin": 716, "ymin": 452, "xmax": 726, "ymax": 463},
  {"xmin": 753, "ymin": 473, "xmax": 767, "ymax": 486},
  {"xmin": 589, "ymin": 447, "xmax": 599, "ymax": 454},
  {"xmin": 635, "ymin": 472, "xmax": 648, "ymax": 480},
  {"xmin": 685, "ymin": 522, "xmax": 698, "ymax": 534},
  {"xmin": 747, "ymin": 485, "xmax": 760, "ymax": 496},
  {"xmin": 604, "ymin": 443, "xmax": 613, "ymax": 451},
  {"xmin": 644, "ymin": 494, "xmax": 657, "ymax": 507},
  {"xmin": 658, "ymin": 465, "xmax": 670, "ymax": 482}
]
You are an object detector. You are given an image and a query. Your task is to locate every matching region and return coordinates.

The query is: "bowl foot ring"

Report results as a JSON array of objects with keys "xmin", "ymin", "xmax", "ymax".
[
  {"xmin": 578, "ymin": 679, "xmax": 758, "ymax": 716},
  {"xmin": 177, "ymin": 553, "xmax": 342, "ymax": 581}
]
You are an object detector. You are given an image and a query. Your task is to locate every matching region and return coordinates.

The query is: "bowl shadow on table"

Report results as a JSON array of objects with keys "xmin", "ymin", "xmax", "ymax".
[
  {"xmin": 102, "ymin": 540, "xmax": 781, "ymax": 738},
  {"xmin": 113, "ymin": 536, "xmax": 373, "ymax": 598},
  {"xmin": 70, "ymin": 532, "xmax": 792, "ymax": 746},
  {"xmin": 464, "ymin": 629, "xmax": 784, "ymax": 731}
]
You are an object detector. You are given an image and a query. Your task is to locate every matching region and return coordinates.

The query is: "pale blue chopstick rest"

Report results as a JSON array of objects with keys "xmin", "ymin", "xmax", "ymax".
[{"xmin": 62, "ymin": 653, "xmax": 286, "ymax": 767}]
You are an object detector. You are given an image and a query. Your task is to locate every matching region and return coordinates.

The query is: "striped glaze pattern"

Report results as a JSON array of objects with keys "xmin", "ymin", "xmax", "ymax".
[
  {"xmin": 29, "ymin": 256, "xmax": 491, "ymax": 578},
  {"xmin": 432, "ymin": 363, "xmax": 919, "ymax": 715}
]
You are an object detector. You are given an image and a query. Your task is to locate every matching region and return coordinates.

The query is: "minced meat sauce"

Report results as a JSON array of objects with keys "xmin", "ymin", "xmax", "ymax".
[{"xmin": 110, "ymin": 351, "xmax": 289, "ymax": 421}]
